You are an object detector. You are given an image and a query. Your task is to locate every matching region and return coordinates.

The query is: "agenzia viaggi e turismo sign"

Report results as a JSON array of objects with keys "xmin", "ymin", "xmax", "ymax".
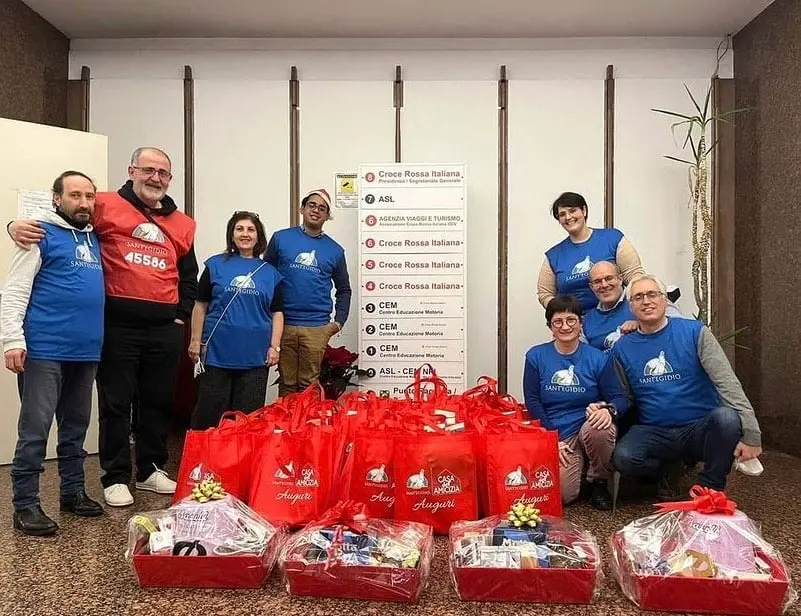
[{"xmin": 358, "ymin": 163, "xmax": 467, "ymax": 395}]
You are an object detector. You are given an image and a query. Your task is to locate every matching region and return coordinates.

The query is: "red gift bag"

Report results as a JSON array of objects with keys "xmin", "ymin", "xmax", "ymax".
[
  {"xmin": 173, "ymin": 413, "xmax": 261, "ymax": 503},
  {"xmin": 484, "ymin": 426, "xmax": 562, "ymax": 517},
  {"xmin": 394, "ymin": 428, "xmax": 478, "ymax": 534},
  {"xmin": 340, "ymin": 428, "xmax": 397, "ymax": 518},
  {"xmin": 248, "ymin": 423, "xmax": 336, "ymax": 527}
]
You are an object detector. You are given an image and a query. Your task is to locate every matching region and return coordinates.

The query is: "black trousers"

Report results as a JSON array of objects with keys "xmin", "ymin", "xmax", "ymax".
[
  {"xmin": 191, "ymin": 365, "xmax": 269, "ymax": 430},
  {"xmin": 97, "ymin": 320, "xmax": 184, "ymax": 486}
]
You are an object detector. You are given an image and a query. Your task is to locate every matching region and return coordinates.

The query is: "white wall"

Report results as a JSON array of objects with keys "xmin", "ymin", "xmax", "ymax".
[{"xmin": 71, "ymin": 38, "xmax": 729, "ymax": 398}]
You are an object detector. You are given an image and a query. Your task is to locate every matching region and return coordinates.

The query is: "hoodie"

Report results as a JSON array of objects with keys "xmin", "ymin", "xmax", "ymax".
[{"xmin": 1, "ymin": 209, "xmax": 105, "ymax": 361}]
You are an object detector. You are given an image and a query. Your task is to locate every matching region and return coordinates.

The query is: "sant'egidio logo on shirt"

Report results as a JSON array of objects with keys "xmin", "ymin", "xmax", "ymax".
[
  {"xmin": 640, "ymin": 350, "xmax": 681, "ymax": 384},
  {"xmin": 544, "ymin": 364, "xmax": 586, "ymax": 393},
  {"xmin": 290, "ymin": 249, "xmax": 321, "ymax": 273},
  {"xmin": 566, "ymin": 255, "xmax": 593, "ymax": 280},
  {"xmin": 132, "ymin": 222, "xmax": 165, "ymax": 244},
  {"xmin": 225, "ymin": 274, "xmax": 260, "ymax": 295},
  {"xmin": 71, "ymin": 241, "xmax": 101, "ymax": 270}
]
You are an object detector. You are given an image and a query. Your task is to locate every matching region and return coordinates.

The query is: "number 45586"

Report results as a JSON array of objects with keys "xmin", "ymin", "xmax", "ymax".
[{"xmin": 124, "ymin": 251, "xmax": 167, "ymax": 270}]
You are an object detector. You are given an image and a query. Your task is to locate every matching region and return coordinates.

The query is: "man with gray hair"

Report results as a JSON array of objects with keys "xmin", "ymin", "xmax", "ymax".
[
  {"xmin": 8, "ymin": 147, "xmax": 198, "ymax": 507},
  {"xmin": 611, "ymin": 274, "xmax": 762, "ymax": 495},
  {"xmin": 583, "ymin": 261, "xmax": 687, "ymax": 351}
]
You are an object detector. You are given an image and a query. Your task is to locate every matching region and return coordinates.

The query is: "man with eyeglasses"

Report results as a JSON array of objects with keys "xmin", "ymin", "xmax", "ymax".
[
  {"xmin": 8, "ymin": 147, "xmax": 198, "ymax": 507},
  {"xmin": 264, "ymin": 188, "xmax": 351, "ymax": 397},
  {"xmin": 611, "ymin": 274, "xmax": 762, "ymax": 497},
  {"xmin": 583, "ymin": 261, "xmax": 687, "ymax": 352}
]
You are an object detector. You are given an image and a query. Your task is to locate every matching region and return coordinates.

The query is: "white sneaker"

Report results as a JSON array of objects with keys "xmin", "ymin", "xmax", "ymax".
[
  {"xmin": 103, "ymin": 484, "xmax": 134, "ymax": 507},
  {"xmin": 136, "ymin": 467, "xmax": 177, "ymax": 494}
]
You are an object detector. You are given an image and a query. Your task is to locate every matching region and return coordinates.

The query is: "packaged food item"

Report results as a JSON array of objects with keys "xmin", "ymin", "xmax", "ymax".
[
  {"xmin": 610, "ymin": 485, "xmax": 797, "ymax": 615},
  {"xmin": 449, "ymin": 504, "xmax": 602, "ymax": 603},
  {"xmin": 280, "ymin": 500, "xmax": 433, "ymax": 602}
]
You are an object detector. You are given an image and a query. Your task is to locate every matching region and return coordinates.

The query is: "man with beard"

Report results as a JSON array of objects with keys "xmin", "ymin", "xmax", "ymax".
[
  {"xmin": 8, "ymin": 148, "xmax": 198, "ymax": 507},
  {"xmin": 2, "ymin": 171, "xmax": 105, "ymax": 534}
]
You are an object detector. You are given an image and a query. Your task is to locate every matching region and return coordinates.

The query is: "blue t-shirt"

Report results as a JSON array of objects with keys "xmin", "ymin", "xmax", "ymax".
[
  {"xmin": 266, "ymin": 226, "xmax": 348, "ymax": 327},
  {"xmin": 25, "ymin": 223, "xmax": 105, "ymax": 361},
  {"xmin": 612, "ymin": 318, "xmax": 720, "ymax": 428},
  {"xmin": 523, "ymin": 341, "xmax": 627, "ymax": 440},
  {"xmin": 545, "ymin": 227, "xmax": 624, "ymax": 311},
  {"xmin": 201, "ymin": 254, "xmax": 283, "ymax": 370},
  {"xmin": 583, "ymin": 296, "xmax": 636, "ymax": 351}
]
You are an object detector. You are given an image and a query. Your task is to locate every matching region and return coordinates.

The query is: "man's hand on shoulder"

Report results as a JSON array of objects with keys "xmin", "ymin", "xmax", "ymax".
[{"xmin": 7, "ymin": 220, "xmax": 44, "ymax": 250}]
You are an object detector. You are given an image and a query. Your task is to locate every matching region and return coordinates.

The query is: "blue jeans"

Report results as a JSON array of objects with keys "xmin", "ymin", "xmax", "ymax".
[
  {"xmin": 612, "ymin": 407, "xmax": 743, "ymax": 490},
  {"xmin": 11, "ymin": 359, "xmax": 97, "ymax": 510}
]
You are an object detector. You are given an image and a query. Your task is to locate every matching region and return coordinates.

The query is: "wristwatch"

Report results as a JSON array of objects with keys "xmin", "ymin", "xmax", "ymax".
[
  {"xmin": 605, "ymin": 404, "xmax": 618, "ymax": 417},
  {"xmin": 271, "ymin": 345, "xmax": 281, "ymax": 352}
]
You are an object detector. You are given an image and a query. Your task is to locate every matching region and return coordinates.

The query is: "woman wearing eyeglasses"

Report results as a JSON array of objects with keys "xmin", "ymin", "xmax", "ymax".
[
  {"xmin": 523, "ymin": 295, "xmax": 629, "ymax": 510},
  {"xmin": 537, "ymin": 192, "xmax": 644, "ymax": 312},
  {"xmin": 188, "ymin": 212, "xmax": 284, "ymax": 429}
]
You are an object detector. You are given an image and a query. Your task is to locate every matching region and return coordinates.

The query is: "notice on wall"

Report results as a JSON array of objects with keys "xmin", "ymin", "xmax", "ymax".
[
  {"xmin": 17, "ymin": 189, "xmax": 53, "ymax": 219},
  {"xmin": 358, "ymin": 164, "xmax": 467, "ymax": 394},
  {"xmin": 335, "ymin": 173, "xmax": 359, "ymax": 208}
]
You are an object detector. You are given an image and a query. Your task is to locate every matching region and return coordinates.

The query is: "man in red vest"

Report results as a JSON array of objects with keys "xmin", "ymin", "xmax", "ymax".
[{"xmin": 9, "ymin": 147, "xmax": 198, "ymax": 507}]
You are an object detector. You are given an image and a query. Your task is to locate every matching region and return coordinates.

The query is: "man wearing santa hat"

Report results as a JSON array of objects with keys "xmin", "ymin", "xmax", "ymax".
[{"xmin": 264, "ymin": 188, "xmax": 351, "ymax": 396}]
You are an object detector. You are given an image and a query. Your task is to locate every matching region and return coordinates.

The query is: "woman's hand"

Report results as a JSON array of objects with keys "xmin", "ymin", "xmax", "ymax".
[
  {"xmin": 585, "ymin": 403, "xmax": 613, "ymax": 431},
  {"xmin": 266, "ymin": 346, "xmax": 280, "ymax": 366},
  {"xmin": 621, "ymin": 320, "xmax": 639, "ymax": 334},
  {"xmin": 558, "ymin": 441, "xmax": 574, "ymax": 467},
  {"xmin": 188, "ymin": 340, "xmax": 201, "ymax": 363}
]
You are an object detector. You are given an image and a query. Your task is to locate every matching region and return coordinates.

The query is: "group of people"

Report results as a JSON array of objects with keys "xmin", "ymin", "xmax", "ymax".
[
  {"xmin": 1, "ymin": 152, "xmax": 761, "ymax": 537},
  {"xmin": 524, "ymin": 192, "xmax": 762, "ymax": 511},
  {"xmin": 1, "ymin": 147, "xmax": 350, "ymax": 536}
]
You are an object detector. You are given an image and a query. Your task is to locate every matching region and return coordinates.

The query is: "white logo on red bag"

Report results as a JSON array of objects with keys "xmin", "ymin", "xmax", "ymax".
[
  {"xmin": 406, "ymin": 468, "xmax": 429, "ymax": 490},
  {"xmin": 530, "ymin": 465, "xmax": 555, "ymax": 490},
  {"xmin": 504, "ymin": 465, "xmax": 528, "ymax": 487},
  {"xmin": 365, "ymin": 464, "xmax": 390, "ymax": 485},
  {"xmin": 274, "ymin": 461, "xmax": 294, "ymax": 482},
  {"xmin": 295, "ymin": 464, "xmax": 319, "ymax": 488},
  {"xmin": 432, "ymin": 470, "xmax": 462, "ymax": 495}
]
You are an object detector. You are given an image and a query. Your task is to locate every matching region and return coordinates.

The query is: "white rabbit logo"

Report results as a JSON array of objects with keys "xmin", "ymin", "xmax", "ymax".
[{"xmin": 644, "ymin": 351, "xmax": 674, "ymax": 376}]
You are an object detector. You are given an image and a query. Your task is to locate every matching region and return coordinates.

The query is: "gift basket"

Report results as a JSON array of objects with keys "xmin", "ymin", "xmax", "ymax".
[
  {"xmin": 610, "ymin": 486, "xmax": 797, "ymax": 615},
  {"xmin": 126, "ymin": 476, "xmax": 285, "ymax": 588},
  {"xmin": 449, "ymin": 503, "xmax": 602, "ymax": 603},
  {"xmin": 280, "ymin": 500, "xmax": 434, "ymax": 602}
]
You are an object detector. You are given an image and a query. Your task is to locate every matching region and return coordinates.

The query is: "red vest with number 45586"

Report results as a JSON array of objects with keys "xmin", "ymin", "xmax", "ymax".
[{"xmin": 93, "ymin": 192, "xmax": 196, "ymax": 304}]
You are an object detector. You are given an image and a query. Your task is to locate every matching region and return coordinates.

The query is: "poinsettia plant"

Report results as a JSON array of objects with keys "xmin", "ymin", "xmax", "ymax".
[{"xmin": 319, "ymin": 345, "xmax": 370, "ymax": 400}]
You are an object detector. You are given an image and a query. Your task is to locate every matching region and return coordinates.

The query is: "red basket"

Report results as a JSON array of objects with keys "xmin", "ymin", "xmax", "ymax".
[
  {"xmin": 452, "ymin": 564, "xmax": 598, "ymax": 603},
  {"xmin": 611, "ymin": 534, "xmax": 792, "ymax": 616}
]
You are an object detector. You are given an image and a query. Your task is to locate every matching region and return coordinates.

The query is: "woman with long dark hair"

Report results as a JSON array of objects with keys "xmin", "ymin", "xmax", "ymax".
[{"xmin": 188, "ymin": 211, "xmax": 284, "ymax": 429}]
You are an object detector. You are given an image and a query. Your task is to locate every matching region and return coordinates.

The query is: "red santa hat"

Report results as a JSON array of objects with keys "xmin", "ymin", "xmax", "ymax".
[{"xmin": 303, "ymin": 188, "xmax": 331, "ymax": 209}]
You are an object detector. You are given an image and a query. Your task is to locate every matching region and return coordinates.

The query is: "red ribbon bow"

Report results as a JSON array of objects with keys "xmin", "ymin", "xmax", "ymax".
[
  {"xmin": 655, "ymin": 485, "xmax": 738, "ymax": 515},
  {"xmin": 316, "ymin": 499, "xmax": 370, "ymax": 534}
]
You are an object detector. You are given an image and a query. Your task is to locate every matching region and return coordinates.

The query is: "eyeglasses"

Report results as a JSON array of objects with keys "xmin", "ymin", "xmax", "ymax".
[
  {"xmin": 303, "ymin": 203, "xmax": 329, "ymax": 213},
  {"xmin": 590, "ymin": 274, "xmax": 619, "ymax": 287},
  {"xmin": 631, "ymin": 291, "xmax": 664, "ymax": 303},
  {"xmin": 550, "ymin": 317, "xmax": 579, "ymax": 328},
  {"xmin": 132, "ymin": 166, "xmax": 173, "ymax": 181}
]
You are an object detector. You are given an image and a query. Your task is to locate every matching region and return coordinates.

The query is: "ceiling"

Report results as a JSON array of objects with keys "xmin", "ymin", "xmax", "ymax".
[{"xmin": 24, "ymin": 0, "xmax": 774, "ymax": 39}]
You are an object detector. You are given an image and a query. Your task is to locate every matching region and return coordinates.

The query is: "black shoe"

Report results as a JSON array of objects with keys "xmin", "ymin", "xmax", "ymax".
[
  {"xmin": 13, "ymin": 506, "xmax": 59, "ymax": 536},
  {"xmin": 60, "ymin": 490, "xmax": 104, "ymax": 517},
  {"xmin": 589, "ymin": 480, "xmax": 613, "ymax": 511},
  {"xmin": 656, "ymin": 462, "xmax": 683, "ymax": 501}
]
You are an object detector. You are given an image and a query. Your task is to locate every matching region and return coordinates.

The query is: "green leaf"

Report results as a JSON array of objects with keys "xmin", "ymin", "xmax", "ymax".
[
  {"xmin": 664, "ymin": 155, "xmax": 697, "ymax": 165},
  {"xmin": 685, "ymin": 84, "xmax": 703, "ymax": 115},
  {"xmin": 702, "ymin": 85, "xmax": 712, "ymax": 119},
  {"xmin": 653, "ymin": 108, "xmax": 695, "ymax": 120}
]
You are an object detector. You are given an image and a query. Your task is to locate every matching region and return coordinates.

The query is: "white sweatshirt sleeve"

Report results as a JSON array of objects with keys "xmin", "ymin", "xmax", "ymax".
[{"xmin": 1, "ymin": 245, "xmax": 42, "ymax": 353}]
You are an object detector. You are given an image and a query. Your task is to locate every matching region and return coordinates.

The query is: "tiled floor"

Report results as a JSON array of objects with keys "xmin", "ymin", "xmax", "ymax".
[{"xmin": 0, "ymin": 444, "xmax": 799, "ymax": 616}]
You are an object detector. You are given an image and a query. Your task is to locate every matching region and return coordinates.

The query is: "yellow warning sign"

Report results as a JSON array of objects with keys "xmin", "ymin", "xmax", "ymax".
[{"xmin": 335, "ymin": 173, "xmax": 358, "ymax": 208}]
